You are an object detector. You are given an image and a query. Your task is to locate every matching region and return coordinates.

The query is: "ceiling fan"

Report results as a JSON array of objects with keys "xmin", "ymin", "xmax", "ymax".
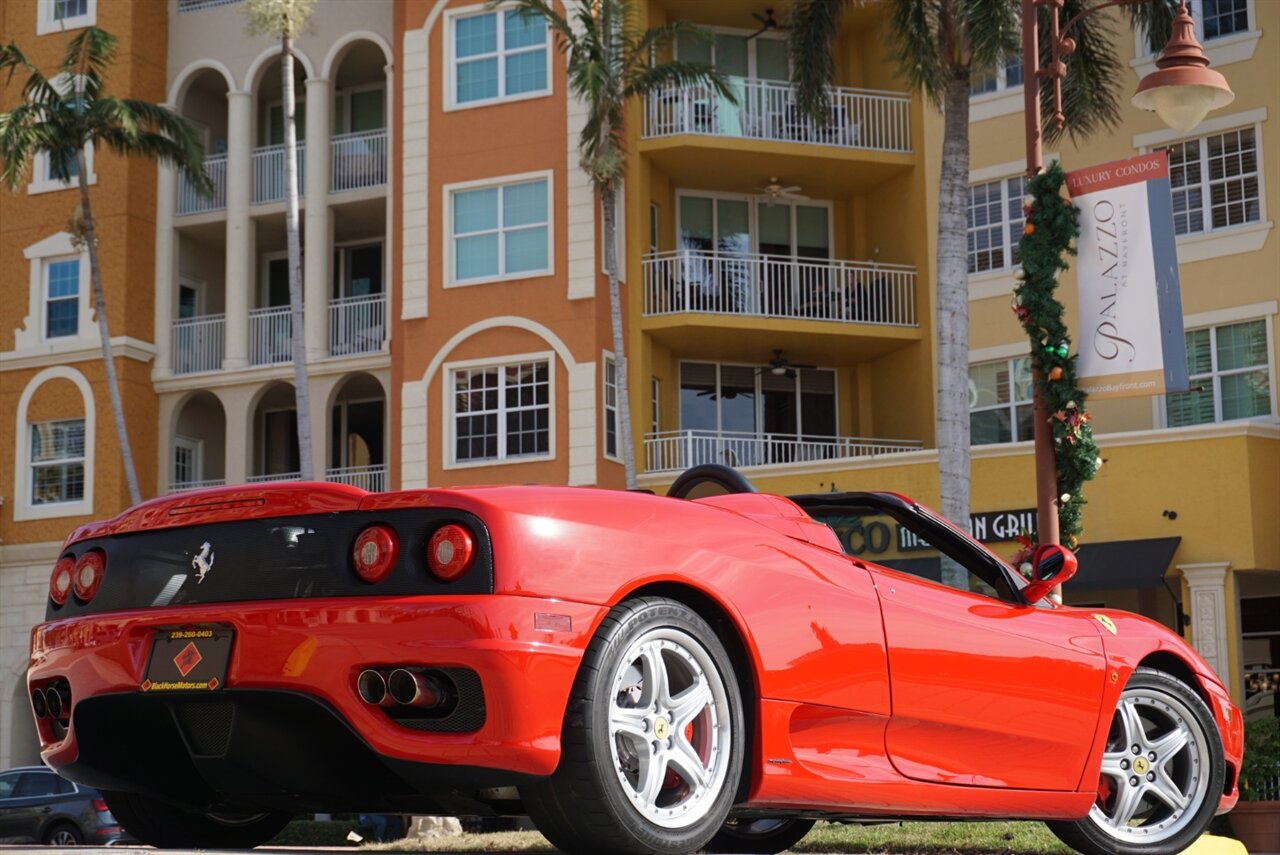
[
  {"xmin": 754, "ymin": 177, "xmax": 809, "ymax": 205},
  {"xmin": 747, "ymin": 8, "xmax": 787, "ymax": 40},
  {"xmin": 762, "ymin": 349, "xmax": 816, "ymax": 380}
]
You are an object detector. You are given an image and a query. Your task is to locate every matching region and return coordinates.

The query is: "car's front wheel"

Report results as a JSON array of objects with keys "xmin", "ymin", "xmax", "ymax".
[
  {"xmin": 1047, "ymin": 666, "xmax": 1224, "ymax": 855},
  {"xmin": 100, "ymin": 790, "xmax": 292, "ymax": 849},
  {"xmin": 522, "ymin": 597, "xmax": 744, "ymax": 855}
]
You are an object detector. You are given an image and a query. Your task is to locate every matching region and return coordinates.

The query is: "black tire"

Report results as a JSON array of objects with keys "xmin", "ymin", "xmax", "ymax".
[
  {"xmin": 42, "ymin": 821, "xmax": 84, "ymax": 846},
  {"xmin": 521, "ymin": 597, "xmax": 744, "ymax": 855},
  {"xmin": 1047, "ymin": 666, "xmax": 1224, "ymax": 855},
  {"xmin": 100, "ymin": 790, "xmax": 292, "ymax": 848},
  {"xmin": 704, "ymin": 817, "xmax": 816, "ymax": 853}
]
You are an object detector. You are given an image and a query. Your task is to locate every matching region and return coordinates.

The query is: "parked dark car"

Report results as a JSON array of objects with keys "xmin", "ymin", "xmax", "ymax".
[{"xmin": 0, "ymin": 765, "xmax": 131, "ymax": 845}]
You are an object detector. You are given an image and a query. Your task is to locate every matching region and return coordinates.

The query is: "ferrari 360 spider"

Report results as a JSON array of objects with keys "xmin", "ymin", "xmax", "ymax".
[{"xmin": 26, "ymin": 465, "xmax": 1241, "ymax": 855}]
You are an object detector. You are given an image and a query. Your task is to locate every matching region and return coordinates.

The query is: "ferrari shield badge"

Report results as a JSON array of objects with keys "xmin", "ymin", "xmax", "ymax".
[{"xmin": 1092, "ymin": 614, "xmax": 1118, "ymax": 635}]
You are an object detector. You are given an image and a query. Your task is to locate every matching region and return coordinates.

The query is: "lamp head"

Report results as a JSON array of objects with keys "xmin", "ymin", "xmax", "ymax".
[{"xmin": 1132, "ymin": 0, "xmax": 1234, "ymax": 133}]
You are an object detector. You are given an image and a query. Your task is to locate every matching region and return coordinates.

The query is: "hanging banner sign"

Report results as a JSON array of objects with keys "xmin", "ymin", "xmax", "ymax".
[{"xmin": 1066, "ymin": 152, "xmax": 1188, "ymax": 399}]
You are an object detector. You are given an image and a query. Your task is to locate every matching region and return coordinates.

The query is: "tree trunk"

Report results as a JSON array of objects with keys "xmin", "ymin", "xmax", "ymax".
[
  {"xmin": 601, "ymin": 185, "xmax": 636, "ymax": 489},
  {"xmin": 282, "ymin": 35, "xmax": 313, "ymax": 480},
  {"xmin": 78, "ymin": 149, "xmax": 142, "ymax": 507},
  {"xmin": 935, "ymin": 72, "xmax": 973, "ymax": 587}
]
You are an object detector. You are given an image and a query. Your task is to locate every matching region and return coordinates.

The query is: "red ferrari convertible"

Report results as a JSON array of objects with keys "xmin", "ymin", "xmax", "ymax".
[{"xmin": 26, "ymin": 465, "xmax": 1241, "ymax": 855}]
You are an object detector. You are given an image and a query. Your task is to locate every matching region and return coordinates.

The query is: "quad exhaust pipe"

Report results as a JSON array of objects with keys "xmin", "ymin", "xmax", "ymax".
[
  {"xmin": 357, "ymin": 667, "xmax": 450, "ymax": 710},
  {"xmin": 31, "ymin": 681, "xmax": 71, "ymax": 721}
]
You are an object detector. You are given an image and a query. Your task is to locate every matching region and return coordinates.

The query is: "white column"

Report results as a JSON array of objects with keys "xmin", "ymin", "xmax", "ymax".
[
  {"xmin": 221, "ymin": 387, "xmax": 252, "ymax": 485},
  {"xmin": 1180, "ymin": 562, "xmax": 1232, "ymax": 684},
  {"xmin": 153, "ymin": 163, "xmax": 177, "ymax": 380},
  {"xmin": 568, "ymin": 361, "xmax": 597, "ymax": 485},
  {"xmin": 304, "ymin": 77, "xmax": 332, "ymax": 363},
  {"xmin": 223, "ymin": 90, "xmax": 253, "ymax": 369}
]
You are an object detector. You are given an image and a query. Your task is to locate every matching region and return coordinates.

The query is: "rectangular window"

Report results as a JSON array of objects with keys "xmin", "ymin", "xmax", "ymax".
[
  {"xmin": 45, "ymin": 258, "xmax": 79, "ymax": 338},
  {"xmin": 1203, "ymin": 0, "xmax": 1249, "ymax": 40},
  {"xmin": 1166, "ymin": 319, "xmax": 1271, "ymax": 426},
  {"xmin": 604, "ymin": 357, "xmax": 618, "ymax": 459},
  {"xmin": 967, "ymin": 176, "xmax": 1026, "ymax": 273},
  {"xmin": 970, "ymin": 55, "xmax": 1023, "ymax": 96},
  {"xmin": 969, "ymin": 357, "xmax": 1034, "ymax": 444},
  {"xmin": 453, "ymin": 8, "xmax": 548, "ymax": 106},
  {"xmin": 454, "ymin": 360, "xmax": 550, "ymax": 463},
  {"xmin": 54, "ymin": 0, "xmax": 88, "ymax": 19},
  {"xmin": 452, "ymin": 178, "xmax": 549, "ymax": 282},
  {"xmin": 30, "ymin": 419, "xmax": 85, "ymax": 506},
  {"xmin": 1160, "ymin": 128, "xmax": 1260, "ymax": 236}
]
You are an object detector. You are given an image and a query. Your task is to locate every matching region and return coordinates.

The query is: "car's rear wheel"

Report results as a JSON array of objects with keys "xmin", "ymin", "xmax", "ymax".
[
  {"xmin": 521, "ymin": 597, "xmax": 744, "ymax": 855},
  {"xmin": 1047, "ymin": 667, "xmax": 1224, "ymax": 855},
  {"xmin": 43, "ymin": 822, "xmax": 83, "ymax": 846},
  {"xmin": 100, "ymin": 790, "xmax": 292, "ymax": 849},
  {"xmin": 704, "ymin": 817, "xmax": 816, "ymax": 853}
]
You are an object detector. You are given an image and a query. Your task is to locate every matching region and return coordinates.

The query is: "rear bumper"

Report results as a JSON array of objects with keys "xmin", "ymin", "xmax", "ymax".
[{"xmin": 27, "ymin": 595, "xmax": 605, "ymax": 809}]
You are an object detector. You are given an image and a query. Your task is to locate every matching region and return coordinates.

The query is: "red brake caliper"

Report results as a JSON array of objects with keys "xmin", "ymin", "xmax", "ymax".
[{"xmin": 1097, "ymin": 775, "xmax": 1115, "ymax": 805}]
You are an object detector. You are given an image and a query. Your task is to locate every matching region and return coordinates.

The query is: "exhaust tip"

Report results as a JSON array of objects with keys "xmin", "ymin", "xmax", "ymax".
[
  {"xmin": 357, "ymin": 670, "xmax": 389, "ymax": 706},
  {"xmin": 44, "ymin": 686, "xmax": 63, "ymax": 720},
  {"xmin": 388, "ymin": 668, "xmax": 444, "ymax": 709},
  {"xmin": 31, "ymin": 689, "xmax": 48, "ymax": 719}
]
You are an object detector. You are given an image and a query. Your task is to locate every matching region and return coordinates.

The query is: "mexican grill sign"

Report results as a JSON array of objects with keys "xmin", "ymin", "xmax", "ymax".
[{"xmin": 1066, "ymin": 152, "xmax": 1188, "ymax": 399}]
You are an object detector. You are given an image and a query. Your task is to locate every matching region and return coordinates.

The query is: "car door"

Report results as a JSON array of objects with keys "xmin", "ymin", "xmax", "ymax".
[
  {"xmin": 857, "ymin": 503, "xmax": 1108, "ymax": 791},
  {"xmin": 0, "ymin": 770, "xmax": 23, "ymax": 842}
]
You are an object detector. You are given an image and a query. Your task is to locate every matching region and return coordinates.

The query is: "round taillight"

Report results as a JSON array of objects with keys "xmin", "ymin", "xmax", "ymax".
[
  {"xmin": 428, "ymin": 524, "xmax": 475, "ymax": 582},
  {"xmin": 50, "ymin": 557, "xmax": 75, "ymax": 606},
  {"xmin": 352, "ymin": 525, "xmax": 399, "ymax": 583},
  {"xmin": 72, "ymin": 551, "xmax": 105, "ymax": 603}
]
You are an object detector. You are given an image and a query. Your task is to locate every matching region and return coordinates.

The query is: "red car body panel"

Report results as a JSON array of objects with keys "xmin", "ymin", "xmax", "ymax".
[{"xmin": 27, "ymin": 482, "xmax": 1241, "ymax": 820}]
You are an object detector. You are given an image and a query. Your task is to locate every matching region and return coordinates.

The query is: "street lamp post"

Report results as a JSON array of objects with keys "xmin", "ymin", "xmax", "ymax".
[{"xmin": 1020, "ymin": 0, "xmax": 1232, "ymax": 554}]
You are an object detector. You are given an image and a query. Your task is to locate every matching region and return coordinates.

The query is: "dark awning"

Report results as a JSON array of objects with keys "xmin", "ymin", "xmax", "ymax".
[{"xmin": 1071, "ymin": 537, "xmax": 1182, "ymax": 590}]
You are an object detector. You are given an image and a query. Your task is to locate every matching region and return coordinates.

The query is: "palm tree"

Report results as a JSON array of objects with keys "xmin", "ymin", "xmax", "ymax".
[
  {"xmin": 499, "ymin": 0, "xmax": 733, "ymax": 489},
  {"xmin": 245, "ymin": 0, "xmax": 316, "ymax": 480},
  {"xmin": 0, "ymin": 28, "xmax": 211, "ymax": 507},
  {"xmin": 787, "ymin": 0, "xmax": 1178, "ymax": 557}
]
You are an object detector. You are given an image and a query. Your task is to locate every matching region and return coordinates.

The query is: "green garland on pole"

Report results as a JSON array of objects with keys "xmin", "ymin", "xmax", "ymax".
[{"xmin": 1011, "ymin": 162, "xmax": 1102, "ymax": 548}]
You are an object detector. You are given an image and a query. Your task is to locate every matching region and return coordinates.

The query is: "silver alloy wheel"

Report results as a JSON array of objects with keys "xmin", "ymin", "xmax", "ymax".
[
  {"xmin": 1088, "ymin": 686, "xmax": 1212, "ymax": 845},
  {"xmin": 607, "ymin": 626, "xmax": 732, "ymax": 830},
  {"xmin": 47, "ymin": 827, "xmax": 80, "ymax": 846}
]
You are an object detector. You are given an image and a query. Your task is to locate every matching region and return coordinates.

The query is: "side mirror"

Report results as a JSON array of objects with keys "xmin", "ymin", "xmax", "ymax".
[{"xmin": 1022, "ymin": 544, "xmax": 1079, "ymax": 604}]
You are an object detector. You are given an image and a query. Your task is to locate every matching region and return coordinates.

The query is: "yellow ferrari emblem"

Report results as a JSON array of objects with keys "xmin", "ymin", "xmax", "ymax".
[
  {"xmin": 653, "ymin": 717, "xmax": 670, "ymax": 740},
  {"xmin": 1093, "ymin": 614, "xmax": 1118, "ymax": 635},
  {"xmin": 1134, "ymin": 756, "xmax": 1150, "ymax": 775}
]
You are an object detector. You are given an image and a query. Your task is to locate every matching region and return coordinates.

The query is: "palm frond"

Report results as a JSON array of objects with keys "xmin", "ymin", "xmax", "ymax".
[
  {"xmin": 62, "ymin": 27, "xmax": 116, "ymax": 100},
  {"xmin": 494, "ymin": 0, "xmax": 576, "ymax": 48},
  {"xmin": 966, "ymin": 0, "xmax": 1021, "ymax": 70},
  {"xmin": 624, "ymin": 60, "xmax": 734, "ymax": 103},
  {"xmin": 787, "ymin": 0, "xmax": 851, "ymax": 122},
  {"xmin": 242, "ymin": 0, "xmax": 318, "ymax": 39},
  {"xmin": 1124, "ymin": 0, "xmax": 1178, "ymax": 53},
  {"xmin": 1042, "ymin": 0, "xmax": 1123, "ymax": 146},
  {"xmin": 887, "ymin": 0, "xmax": 947, "ymax": 104},
  {"xmin": 87, "ymin": 96, "xmax": 211, "ymax": 191},
  {"xmin": 0, "ymin": 102, "xmax": 41, "ymax": 190}
]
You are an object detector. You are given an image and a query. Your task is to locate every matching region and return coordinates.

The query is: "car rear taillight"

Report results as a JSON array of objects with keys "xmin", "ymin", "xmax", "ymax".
[
  {"xmin": 428, "ymin": 524, "xmax": 475, "ymax": 582},
  {"xmin": 352, "ymin": 525, "xmax": 399, "ymax": 583},
  {"xmin": 91, "ymin": 798, "xmax": 108, "ymax": 812},
  {"xmin": 73, "ymin": 551, "xmax": 105, "ymax": 603},
  {"xmin": 49, "ymin": 557, "xmax": 75, "ymax": 606}
]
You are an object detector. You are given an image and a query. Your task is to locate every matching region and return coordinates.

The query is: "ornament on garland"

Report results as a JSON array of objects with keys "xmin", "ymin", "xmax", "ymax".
[{"xmin": 1012, "ymin": 161, "xmax": 1102, "ymax": 546}]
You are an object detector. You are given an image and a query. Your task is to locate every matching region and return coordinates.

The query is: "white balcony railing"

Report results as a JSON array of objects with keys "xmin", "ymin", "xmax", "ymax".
[
  {"xmin": 329, "ymin": 293, "xmax": 386, "ymax": 357},
  {"xmin": 252, "ymin": 142, "xmax": 307, "ymax": 205},
  {"xmin": 247, "ymin": 471, "xmax": 301, "ymax": 483},
  {"xmin": 643, "ymin": 250, "xmax": 917, "ymax": 327},
  {"xmin": 326, "ymin": 464, "xmax": 387, "ymax": 492},
  {"xmin": 643, "ymin": 78, "xmax": 912, "ymax": 153},
  {"xmin": 646, "ymin": 430, "xmax": 923, "ymax": 473},
  {"xmin": 249, "ymin": 305, "xmax": 293, "ymax": 366},
  {"xmin": 169, "ymin": 478, "xmax": 227, "ymax": 493},
  {"xmin": 176, "ymin": 154, "xmax": 227, "ymax": 215},
  {"xmin": 177, "ymin": 0, "xmax": 243, "ymax": 12},
  {"xmin": 171, "ymin": 313, "xmax": 225, "ymax": 375},
  {"xmin": 331, "ymin": 129, "xmax": 388, "ymax": 192}
]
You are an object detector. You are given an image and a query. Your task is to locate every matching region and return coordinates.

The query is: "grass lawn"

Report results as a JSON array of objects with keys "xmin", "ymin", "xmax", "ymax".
[{"xmin": 371, "ymin": 820, "xmax": 1074, "ymax": 853}]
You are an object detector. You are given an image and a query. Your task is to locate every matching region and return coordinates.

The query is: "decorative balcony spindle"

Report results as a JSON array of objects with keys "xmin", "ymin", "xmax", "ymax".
[
  {"xmin": 325, "ymin": 464, "xmax": 387, "ymax": 492},
  {"xmin": 252, "ymin": 142, "xmax": 307, "ymax": 204},
  {"xmin": 644, "ymin": 430, "xmax": 923, "ymax": 473},
  {"xmin": 331, "ymin": 129, "xmax": 387, "ymax": 192},
  {"xmin": 248, "ymin": 305, "xmax": 293, "ymax": 366},
  {"xmin": 643, "ymin": 79, "xmax": 912, "ymax": 153},
  {"xmin": 328, "ymin": 293, "xmax": 386, "ymax": 356},
  {"xmin": 642, "ymin": 250, "xmax": 916, "ymax": 327},
  {"xmin": 171, "ymin": 313, "xmax": 225, "ymax": 375},
  {"xmin": 176, "ymin": 154, "xmax": 227, "ymax": 215}
]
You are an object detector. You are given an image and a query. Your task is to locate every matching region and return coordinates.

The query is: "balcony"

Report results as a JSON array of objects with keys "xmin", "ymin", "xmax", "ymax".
[
  {"xmin": 643, "ymin": 79, "xmax": 911, "ymax": 154},
  {"xmin": 247, "ymin": 471, "xmax": 301, "ymax": 483},
  {"xmin": 171, "ymin": 314, "xmax": 225, "ymax": 375},
  {"xmin": 177, "ymin": 0, "xmax": 242, "ymax": 11},
  {"xmin": 331, "ymin": 130, "xmax": 388, "ymax": 193},
  {"xmin": 177, "ymin": 154, "xmax": 227, "ymax": 215},
  {"xmin": 249, "ymin": 305, "xmax": 292, "ymax": 366},
  {"xmin": 326, "ymin": 464, "xmax": 387, "ymax": 492},
  {"xmin": 169, "ymin": 478, "xmax": 227, "ymax": 493},
  {"xmin": 329, "ymin": 294, "xmax": 386, "ymax": 357},
  {"xmin": 645, "ymin": 430, "xmax": 923, "ymax": 474},
  {"xmin": 252, "ymin": 143, "xmax": 307, "ymax": 205},
  {"xmin": 643, "ymin": 250, "xmax": 917, "ymax": 327}
]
